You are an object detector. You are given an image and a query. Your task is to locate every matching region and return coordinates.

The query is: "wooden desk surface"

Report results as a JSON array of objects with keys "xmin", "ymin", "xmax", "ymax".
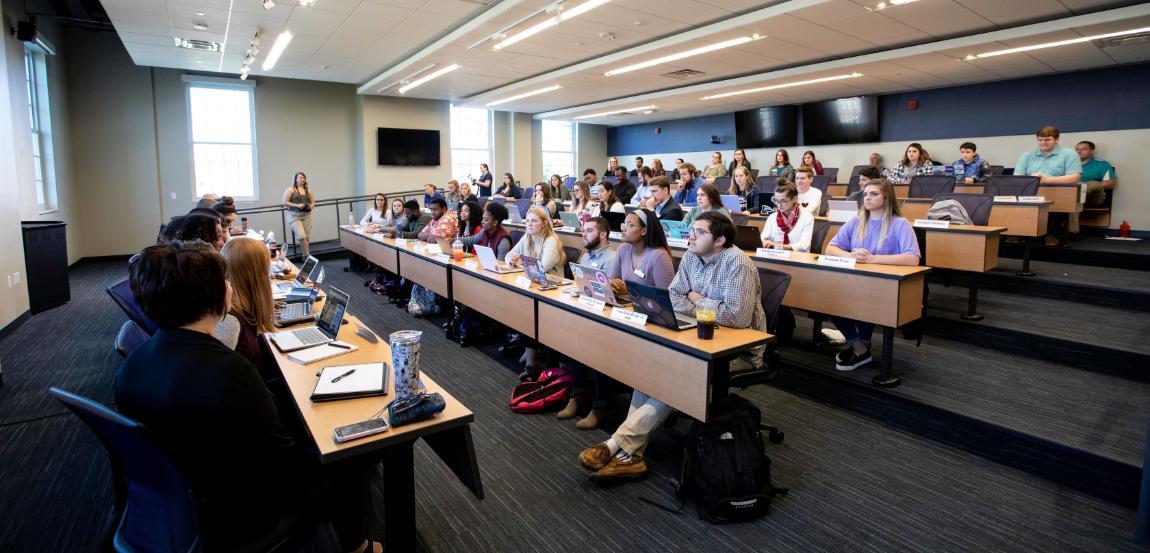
[{"xmin": 269, "ymin": 313, "xmax": 474, "ymax": 464}]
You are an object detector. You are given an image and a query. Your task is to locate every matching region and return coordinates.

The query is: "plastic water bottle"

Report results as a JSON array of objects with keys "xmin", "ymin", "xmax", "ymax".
[
  {"xmin": 953, "ymin": 162, "xmax": 965, "ymax": 181},
  {"xmin": 348, "ymin": 211, "xmax": 356, "ymax": 228},
  {"xmin": 452, "ymin": 238, "xmax": 464, "ymax": 262}
]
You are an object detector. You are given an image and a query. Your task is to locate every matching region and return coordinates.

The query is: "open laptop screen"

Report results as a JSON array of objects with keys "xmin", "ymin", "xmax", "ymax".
[
  {"xmin": 316, "ymin": 287, "xmax": 350, "ymax": 338},
  {"xmin": 294, "ymin": 256, "xmax": 319, "ymax": 286}
]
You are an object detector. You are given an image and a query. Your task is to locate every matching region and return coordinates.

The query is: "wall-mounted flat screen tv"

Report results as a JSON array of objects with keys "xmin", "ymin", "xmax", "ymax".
[
  {"xmin": 801, "ymin": 96, "xmax": 879, "ymax": 145},
  {"xmin": 734, "ymin": 105, "xmax": 798, "ymax": 148},
  {"xmin": 377, "ymin": 127, "xmax": 440, "ymax": 166}
]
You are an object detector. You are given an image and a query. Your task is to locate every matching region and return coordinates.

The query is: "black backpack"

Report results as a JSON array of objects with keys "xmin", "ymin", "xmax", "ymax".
[{"xmin": 677, "ymin": 394, "xmax": 786, "ymax": 523}]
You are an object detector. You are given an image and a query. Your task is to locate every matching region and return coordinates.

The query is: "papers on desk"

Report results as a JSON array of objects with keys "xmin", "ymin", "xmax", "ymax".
[
  {"xmin": 426, "ymin": 243, "xmax": 443, "ymax": 255},
  {"xmin": 288, "ymin": 341, "xmax": 359, "ymax": 364},
  {"xmin": 311, "ymin": 362, "xmax": 388, "ymax": 402}
]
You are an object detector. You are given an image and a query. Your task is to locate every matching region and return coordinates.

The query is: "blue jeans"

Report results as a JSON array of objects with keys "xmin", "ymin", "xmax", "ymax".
[
  {"xmin": 569, "ymin": 361, "xmax": 618, "ymax": 409},
  {"xmin": 831, "ymin": 317, "xmax": 874, "ymax": 345}
]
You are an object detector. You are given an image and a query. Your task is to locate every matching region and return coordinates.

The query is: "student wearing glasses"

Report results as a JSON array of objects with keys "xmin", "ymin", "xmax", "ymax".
[
  {"xmin": 703, "ymin": 151, "xmax": 728, "ymax": 184},
  {"xmin": 579, "ymin": 212, "xmax": 764, "ymax": 480},
  {"xmin": 760, "ymin": 181, "xmax": 813, "ymax": 252},
  {"xmin": 825, "ymin": 178, "xmax": 920, "ymax": 371}
]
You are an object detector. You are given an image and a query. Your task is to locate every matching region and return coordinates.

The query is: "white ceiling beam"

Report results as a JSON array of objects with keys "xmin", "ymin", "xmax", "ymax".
[
  {"xmin": 461, "ymin": 0, "xmax": 834, "ymax": 105},
  {"xmin": 534, "ymin": 2, "xmax": 1150, "ymax": 120},
  {"xmin": 356, "ymin": 0, "xmax": 527, "ymax": 95}
]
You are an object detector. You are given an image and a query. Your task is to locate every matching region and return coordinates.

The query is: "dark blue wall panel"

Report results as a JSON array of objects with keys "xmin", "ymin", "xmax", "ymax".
[{"xmin": 608, "ymin": 62, "xmax": 1150, "ymax": 155}]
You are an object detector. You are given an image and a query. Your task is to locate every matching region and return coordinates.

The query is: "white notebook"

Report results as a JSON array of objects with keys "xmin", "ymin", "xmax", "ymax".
[
  {"xmin": 311, "ymin": 362, "xmax": 388, "ymax": 402},
  {"xmin": 287, "ymin": 341, "xmax": 358, "ymax": 364}
]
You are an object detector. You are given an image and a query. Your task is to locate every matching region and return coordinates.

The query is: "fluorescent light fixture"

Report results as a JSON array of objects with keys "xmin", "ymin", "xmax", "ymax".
[
  {"xmin": 875, "ymin": 0, "xmax": 916, "ymax": 8},
  {"xmin": 261, "ymin": 30, "xmax": 293, "ymax": 71},
  {"xmin": 298, "ymin": 0, "xmax": 316, "ymax": 5},
  {"xmin": 701, "ymin": 72, "xmax": 863, "ymax": 100},
  {"xmin": 573, "ymin": 105, "xmax": 657, "ymax": 119},
  {"xmin": 486, "ymin": 85, "xmax": 562, "ymax": 106},
  {"xmin": 261, "ymin": 0, "xmax": 275, "ymax": 9},
  {"xmin": 605, "ymin": 35, "xmax": 761, "ymax": 76},
  {"xmin": 971, "ymin": 26, "xmax": 1150, "ymax": 58},
  {"xmin": 494, "ymin": 0, "xmax": 611, "ymax": 50},
  {"xmin": 398, "ymin": 63, "xmax": 460, "ymax": 94}
]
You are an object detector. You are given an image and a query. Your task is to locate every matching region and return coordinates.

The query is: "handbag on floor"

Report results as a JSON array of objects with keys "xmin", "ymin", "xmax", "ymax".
[{"xmin": 509, "ymin": 367, "xmax": 572, "ymax": 413}]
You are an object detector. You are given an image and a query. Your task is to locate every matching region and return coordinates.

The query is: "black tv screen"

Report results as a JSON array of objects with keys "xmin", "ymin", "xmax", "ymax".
[
  {"xmin": 801, "ymin": 96, "xmax": 879, "ymax": 145},
  {"xmin": 376, "ymin": 127, "xmax": 440, "ymax": 166},
  {"xmin": 734, "ymin": 105, "xmax": 798, "ymax": 148}
]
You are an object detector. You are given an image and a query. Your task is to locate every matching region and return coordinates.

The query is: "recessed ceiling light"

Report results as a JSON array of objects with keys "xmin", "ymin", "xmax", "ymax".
[
  {"xmin": 192, "ymin": 22, "xmax": 209, "ymax": 31},
  {"xmin": 969, "ymin": 25, "xmax": 1150, "ymax": 58},
  {"xmin": 298, "ymin": 0, "xmax": 316, "ymax": 6},
  {"xmin": 195, "ymin": 60, "xmax": 204, "ymax": 63},
  {"xmin": 195, "ymin": 11, "xmax": 205, "ymax": 16},
  {"xmin": 573, "ymin": 105, "xmax": 657, "ymax": 119},
  {"xmin": 700, "ymin": 72, "xmax": 864, "ymax": 100},
  {"xmin": 261, "ymin": 0, "xmax": 276, "ymax": 10},
  {"xmin": 486, "ymin": 84, "xmax": 562, "ymax": 106},
  {"xmin": 262, "ymin": 30, "xmax": 293, "ymax": 70},
  {"xmin": 605, "ymin": 35, "xmax": 762, "ymax": 76},
  {"xmin": 398, "ymin": 64, "xmax": 461, "ymax": 94}
]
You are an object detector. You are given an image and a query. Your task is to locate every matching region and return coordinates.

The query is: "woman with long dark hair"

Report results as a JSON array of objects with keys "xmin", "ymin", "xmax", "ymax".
[{"xmin": 282, "ymin": 172, "xmax": 315, "ymax": 258}]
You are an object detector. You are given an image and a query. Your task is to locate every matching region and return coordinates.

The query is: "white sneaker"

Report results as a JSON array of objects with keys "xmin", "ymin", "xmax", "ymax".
[{"xmin": 821, "ymin": 328, "xmax": 846, "ymax": 345}]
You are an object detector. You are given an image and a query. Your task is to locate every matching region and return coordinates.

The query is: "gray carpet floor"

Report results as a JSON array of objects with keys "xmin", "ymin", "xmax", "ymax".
[
  {"xmin": 0, "ymin": 260, "xmax": 1143, "ymax": 552},
  {"xmin": 990, "ymin": 258, "xmax": 1150, "ymax": 293}
]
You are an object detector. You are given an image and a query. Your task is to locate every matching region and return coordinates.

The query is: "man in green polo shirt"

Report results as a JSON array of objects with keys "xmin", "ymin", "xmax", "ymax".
[
  {"xmin": 1015, "ymin": 126, "xmax": 1081, "ymax": 246},
  {"xmin": 1075, "ymin": 140, "xmax": 1117, "ymax": 206}
]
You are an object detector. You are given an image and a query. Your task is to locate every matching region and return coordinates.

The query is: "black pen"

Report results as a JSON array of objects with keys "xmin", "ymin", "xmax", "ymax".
[
  {"xmin": 328, "ymin": 342, "xmax": 351, "ymax": 350},
  {"xmin": 331, "ymin": 368, "xmax": 356, "ymax": 383}
]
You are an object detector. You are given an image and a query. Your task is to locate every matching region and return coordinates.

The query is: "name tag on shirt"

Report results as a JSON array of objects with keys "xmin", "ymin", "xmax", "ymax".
[
  {"xmin": 755, "ymin": 248, "xmax": 792, "ymax": 259},
  {"xmin": 426, "ymin": 243, "xmax": 443, "ymax": 255},
  {"xmin": 515, "ymin": 276, "xmax": 533, "ymax": 289},
  {"xmin": 578, "ymin": 295, "xmax": 606, "ymax": 311},
  {"xmin": 914, "ymin": 219, "xmax": 950, "ymax": 229},
  {"xmin": 667, "ymin": 238, "xmax": 688, "ymax": 248},
  {"xmin": 610, "ymin": 308, "xmax": 648, "ymax": 326},
  {"xmin": 633, "ymin": 268, "xmax": 645, "ymax": 278},
  {"xmin": 993, "ymin": 196, "xmax": 1018, "ymax": 203},
  {"xmin": 817, "ymin": 255, "xmax": 857, "ymax": 269},
  {"xmin": 1018, "ymin": 196, "xmax": 1046, "ymax": 203}
]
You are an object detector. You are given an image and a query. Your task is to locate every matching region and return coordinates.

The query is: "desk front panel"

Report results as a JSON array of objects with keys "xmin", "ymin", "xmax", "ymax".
[
  {"xmin": 451, "ymin": 269, "xmax": 536, "ymax": 338},
  {"xmin": 926, "ymin": 232, "xmax": 999, "ymax": 272},
  {"xmin": 399, "ymin": 250, "xmax": 450, "ymax": 297},
  {"xmin": 756, "ymin": 261, "xmax": 923, "ymax": 327}
]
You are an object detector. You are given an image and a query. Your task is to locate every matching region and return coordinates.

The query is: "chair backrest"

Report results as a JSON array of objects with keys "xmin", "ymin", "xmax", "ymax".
[
  {"xmin": 509, "ymin": 229, "xmax": 525, "ymax": 247},
  {"xmin": 810, "ymin": 219, "xmax": 833, "ymax": 255},
  {"xmin": 515, "ymin": 198, "xmax": 533, "ymax": 218},
  {"xmin": 106, "ymin": 278, "xmax": 158, "ymax": 336},
  {"xmin": 811, "ymin": 175, "xmax": 831, "ymax": 194},
  {"xmin": 845, "ymin": 175, "xmax": 861, "ymax": 197},
  {"xmin": 849, "ymin": 164, "xmax": 870, "ymax": 178},
  {"xmin": 115, "ymin": 320, "xmax": 150, "ymax": 358},
  {"xmin": 49, "ymin": 387, "xmax": 201, "ymax": 553},
  {"xmin": 749, "ymin": 169, "xmax": 759, "ymax": 179},
  {"xmin": 562, "ymin": 246, "xmax": 581, "ymax": 280},
  {"xmin": 909, "ymin": 175, "xmax": 956, "ymax": 198},
  {"xmin": 932, "ymin": 193, "xmax": 994, "ymax": 226},
  {"xmin": 823, "ymin": 167, "xmax": 839, "ymax": 183},
  {"xmin": 603, "ymin": 175, "xmax": 617, "ymax": 184},
  {"xmin": 818, "ymin": 194, "xmax": 830, "ymax": 216},
  {"xmin": 714, "ymin": 176, "xmax": 731, "ymax": 191},
  {"xmin": 477, "ymin": 197, "xmax": 488, "ymax": 211},
  {"xmin": 988, "ymin": 165, "xmax": 1005, "ymax": 176},
  {"xmin": 1002, "ymin": 167, "xmax": 1015, "ymax": 175},
  {"xmin": 757, "ymin": 267, "xmax": 792, "ymax": 334},
  {"xmin": 755, "ymin": 175, "xmax": 777, "ymax": 191},
  {"xmin": 985, "ymin": 175, "xmax": 1039, "ymax": 197},
  {"xmin": 563, "ymin": 176, "xmax": 576, "ymax": 189}
]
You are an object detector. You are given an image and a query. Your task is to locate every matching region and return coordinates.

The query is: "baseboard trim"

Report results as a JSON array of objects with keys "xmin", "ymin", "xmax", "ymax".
[
  {"xmin": 0, "ymin": 310, "xmax": 31, "ymax": 343},
  {"xmin": 70, "ymin": 255, "xmax": 133, "ymax": 268}
]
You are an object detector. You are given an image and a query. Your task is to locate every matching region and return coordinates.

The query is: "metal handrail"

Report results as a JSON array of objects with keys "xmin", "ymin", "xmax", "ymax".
[{"xmin": 236, "ymin": 189, "xmax": 425, "ymax": 255}]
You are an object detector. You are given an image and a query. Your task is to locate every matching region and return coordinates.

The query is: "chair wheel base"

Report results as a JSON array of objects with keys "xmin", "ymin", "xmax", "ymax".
[
  {"xmin": 872, "ymin": 375, "xmax": 901, "ymax": 388},
  {"xmin": 959, "ymin": 313, "xmax": 983, "ymax": 321}
]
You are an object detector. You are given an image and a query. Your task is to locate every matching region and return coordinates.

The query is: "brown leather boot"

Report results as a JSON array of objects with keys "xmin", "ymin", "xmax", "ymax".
[
  {"xmin": 579, "ymin": 443, "xmax": 613, "ymax": 471},
  {"xmin": 557, "ymin": 396, "xmax": 583, "ymax": 420},
  {"xmin": 591, "ymin": 455, "xmax": 647, "ymax": 480},
  {"xmin": 575, "ymin": 408, "xmax": 606, "ymax": 430}
]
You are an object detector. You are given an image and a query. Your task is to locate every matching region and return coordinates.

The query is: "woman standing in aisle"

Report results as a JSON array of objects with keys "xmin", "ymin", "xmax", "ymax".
[{"xmin": 283, "ymin": 172, "xmax": 315, "ymax": 259}]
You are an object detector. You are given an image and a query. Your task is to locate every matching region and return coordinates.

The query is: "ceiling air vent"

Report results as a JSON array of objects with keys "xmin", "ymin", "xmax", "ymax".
[
  {"xmin": 1094, "ymin": 32, "xmax": 1150, "ymax": 48},
  {"xmin": 662, "ymin": 68, "xmax": 704, "ymax": 80},
  {"xmin": 174, "ymin": 37, "xmax": 222, "ymax": 52}
]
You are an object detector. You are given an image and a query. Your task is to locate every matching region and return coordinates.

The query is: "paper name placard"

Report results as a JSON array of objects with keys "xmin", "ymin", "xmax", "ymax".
[
  {"xmin": 1018, "ymin": 196, "xmax": 1046, "ymax": 203},
  {"xmin": 914, "ymin": 219, "xmax": 951, "ymax": 229},
  {"xmin": 434, "ymin": 253, "xmax": 452, "ymax": 262},
  {"xmin": 818, "ymin": 255, "xmax": 857, "ymax": 269},
  {"xmin": 993, "ymin": 196, "xmax": 1018, "ymax": 203},
  {"xmin": 610, "ymin": 308, "xmax": 648, "ymax": 326},
  {"xmin": 608, "ymin": 231, "xmax": 623, "ymax": 240},
  {"xmin": 373, "ymin": 233, "xmax": 385, "ymax": 241},
  {"xmin": 755, "ymin": 248, "xmax": 792, "ymax": 259},
  {"xmin": 426, "ymin": 243, "xmax": 443, "ymax": 255},
  {"xmin": 560, "ymin": 226, "xmax": 576, "ymax": 232},
  {"xmin": 667, "ymin": 238, "xmax": 688, "ymax": 248},
  {"xmin": 464, "ymin": 260, "xmax": 479, "ymax": 270},
  {"xmin": 395, "ymin": 237, "xmax": 410, "ymax": 245},
  {"xmin": 514, "ymin": 276, "xmax": 533, "ymax": 289},
  {"xmin": 413, "ymin": 243, "xmax": 426, "ymax": 252},
  {"xmin": 578, "ymin": 295, "xmax": 606, "ymax": 311}
]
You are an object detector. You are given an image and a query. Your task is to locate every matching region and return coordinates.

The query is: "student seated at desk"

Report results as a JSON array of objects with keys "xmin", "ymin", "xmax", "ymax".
[
  {"xmin": 214, "ymin": 237, "xmax": 276, "ymax": 373},
  {"xmin": 702, "ymin": 151, "xmax": 728, "ymax": 184},
  {"xmin": 423, "ymin": 183, "xmax": 443, "ymax": 207},
  {"xmin": 727, "ymin": 166, "xmax": 760, "ymax": 215},
  {"xmin": 648, "ymin": 176, "xmax": 684, "ymax": 221},
  {"xmin": 548, "ymin": 174, "xmax": 573, "ymax": 203},
  {"xmin": 580, "ymin": 211, "xmax": 765, "ymax": 479},
  {"xmin": 761, "ymin": 181, "xmax": 813, "ymax": 252},
  {"xmin": 381, "ymin": 200, "xmax": 430, "ymax": 239},
  {"xmin": 578, "ymin": 216, "xmax": 617, "ymax": 273},
  {"xmin": 570, "ymin": 180, "xmax": 594, "ymax": 222},
  {"xmin": 629, "ymin": 166, "xmax": 653, "ymax": 207},
  {"xmin": 802, "ymin": 150, "xmax": 824, "ymax": 176},
  {"xmin": 457, "ymin": 200, "xmax": 482, "ymax": 240},
  {"xmin": 674, "ymin": 163, "xmax": 700, "ymax": 205},
  {"xmin": 360, "ymin": 193, "xmax": 390, "ymax": 227},
  {"xmin": 117, "ymin": 241, "xmax": 376, "ymax": 552},
  {"xmin": 683, "ymin": 184, "xmax": 731, "ymax": 226},
  {"xmin": 589, "ymin": 181, "xmax": 626, "ymax": 218},
  {"xmin": 163, "ymin": 212, "xmax": 225, "ymax": 251},
  {"xmin": 612, "ymin": 167, "xmax": 637, "ymax": 205},
  {"xmin": 507, "ymin": 207, "xmax": 567, "ymax": 379},
  {"xmin": 794, "ymin": 166, "xmax": 823, "ymax": 218},
  {"xmin": 608, "ymin": 209, "xmax": 676, "ymax": 300},
  {"xmin": 885, "ymin": 142, "xmax": 936, "ymax": 185},
  {"xmin": 531, "ymin": 182, "xmax": 561, "ymax": 221},
  {"xmin": 953, "ymin": 142, "xmax": 991, "ymax": 184},
  {"xmin": 769, "ymin": 149, "xmax": 795, "ymax": 183},
  {"xmin": 458, "ymin": 201, "xmax": 512, "ymax": 258},
  {"xmin": 847, "ymin": 167, "xmax": 884, "ymax": 204},
  {"xmin": 212, "ymin": 196, "xmax": 239, "ymax": 236},
  {"xmin": 494, "ymin": 173, "xmax": 522, "ymax": 200},
  {"xmin": 825, "ymin": 178, "xmax": 920, "ymax": 372}
]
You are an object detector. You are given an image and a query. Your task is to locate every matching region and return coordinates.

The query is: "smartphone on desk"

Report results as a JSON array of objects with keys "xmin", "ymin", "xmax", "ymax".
[{"xmin": 333, "ymin": 418, "xmax": 390, "ymax": 444}]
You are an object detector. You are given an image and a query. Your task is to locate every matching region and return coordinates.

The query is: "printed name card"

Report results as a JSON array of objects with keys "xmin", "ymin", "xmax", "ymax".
[
  {"xmin": 667, "ymin": 238, "xmax": 688, "ymax": 248},
  {"xmin": 434, "ymin": 253, "xmax": 452, "ymax": 262},
  {"xmin": 426, "ymin": 243, "xmax": 443, "ymax": 255},
  {"xmin": 817, "ymin": 255, "xmax": 857, "ymax": 269},
  {"xmin": 609, "ymin": 231, "xmax": 623, "ymax": 240},
  {"xmin": 560, "ymin": 226, "xmax": 576, "ymax": 232},
  {"xmin": 610, "ymin": 308, "xmax": 648, "ymax": 326},
  {"xmin": 464, "ymin": 260, "xmax": 479, "ymax": 270},
  {"xmin": 413, "ymin": 243, "xmax": 426, "ymax": 252},
  {"xmin": 755, "ymin": 248, "xmax": 792, "ymax": 259},
  {"xmin": 395, "ymin": 237, "xmax": 410, "ymax": 245},
  {"xmin": 514, "ymin": 276, "xmax": 533, "ymax": 289},
  {"xmin": 914, "ymin": 219, "xmax": 951, "ymax": 229},
  {"xmin": 993, "ymin": 196, "xmax": 1018, "ymax": 203},
  {"xmin": 1018, "ymin": 196, "xmax": 1046, "ymax": 203},
  {"xmin": 373, "ymin": 233, "xmax": 385, "ymax": 241},
  {"xmin": 578, "ymin": 295, "xmax": 606, "ymax": 311}
]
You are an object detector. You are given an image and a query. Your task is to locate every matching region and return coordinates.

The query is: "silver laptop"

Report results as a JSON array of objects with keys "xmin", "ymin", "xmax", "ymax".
[
  {"xmin": 474, "ymin": 244, "xmax": 523, "ymax": 274},
  {"xmin": 560, "ymin": 212, "xmax": 582, "ymax": 229},
  {"xmin": 506, "ymin": 208, "xmax": 525, "ymax": 223},
  {"xmin": 435, "ymin": 237, "xmax": 474, "ymax": 257},
  {"xmin": 270, "ymin": 287, "xmax": 349, "ymax": 352},
  {"xmin": 522, "ymin": 256, "xmax": 572, "ymax": 290},
  {"xmin": 827, "ymin": 200, "xmax": 858, "ymax": 223},
  {"xmin": 569, "ymin": 262, "xmax": 629, "ymax": 306},
  {"xmin": 720, "ymin": 194, "xmax": 743, "ymax": 213},
  {"xmin": 274, "ymin": 255, "xmax": 319, "ymax": 294}
]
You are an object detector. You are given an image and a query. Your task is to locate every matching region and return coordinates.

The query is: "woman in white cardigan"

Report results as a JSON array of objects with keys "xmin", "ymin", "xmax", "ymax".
[
  {"xmin": 760, "ymin": 180, "xmax": 813, "ymax": 252},
  {"xmin": 507, "ymin": 206, "xmax": 566, "ymax": 277}
]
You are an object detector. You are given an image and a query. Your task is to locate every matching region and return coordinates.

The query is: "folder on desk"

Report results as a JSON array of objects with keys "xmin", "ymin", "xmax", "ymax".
[{"xmin": 310, "ymin": 362, "xmax": 388, "ymax": 402}]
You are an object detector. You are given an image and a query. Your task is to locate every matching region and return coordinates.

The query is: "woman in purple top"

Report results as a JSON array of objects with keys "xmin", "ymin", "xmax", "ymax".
[
  {"xmin": 825, "ymin": 178, "xmax": 921, "ymax": 372},
  {"xmin": 610, "ymin": 209, "xmax": 676, "ymax": 294}
]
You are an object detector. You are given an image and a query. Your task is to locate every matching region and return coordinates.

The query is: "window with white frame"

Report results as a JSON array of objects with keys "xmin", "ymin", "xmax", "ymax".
[
  {"xmin": 541, "ymin": 119, "xmax": 575, "ymax": 179},
  {"xmin": 450, "ymin": 106, "xmax": 491, "ymax": 184},
  {"xmin": 24, "ymin": 49, "xmax": 56, "ymax": 212},
  {"xmin": 187, "ymin": 79, "xmax": 257, "ymax": 200}
]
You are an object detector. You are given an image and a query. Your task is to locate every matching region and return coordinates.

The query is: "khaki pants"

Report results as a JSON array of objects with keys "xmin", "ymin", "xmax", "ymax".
[
  {"xmin": 290, "ymin": 212, "xmax": 312, "ymax": 241},
  {"xmin": 1069, "ymin": 181, "xmax": 1108, "ymax": 233}
]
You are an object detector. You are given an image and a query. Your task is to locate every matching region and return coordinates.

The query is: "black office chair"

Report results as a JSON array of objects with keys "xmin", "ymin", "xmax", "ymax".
[
  {"xmin": 845, "ymin": 175, "xmax": 862, "ymax": 198},
  {"xmin": 48, "ymin": 387, "xmax": 316, "ymax": 553},
  {"xmin": 750, "ymin": 169, "xmax": 760, "ymax": 179},
  {"xmin": 823, "ymin": 167, "xmax": 839, "ymax": 183},
  {"xmin": 849, "ymin": 164, "xmax": 870, "ymax": 178},
  {"xmin": 807, "ymin": 220, "xmax": 835, "ymax": 343},
  {"xmin": 755, "ymin": 175, "xmax": 777, "ymax": 192},
  {"xmin": 932, "ymin": 193, "xmax": 994, "ymax": 226},
  {"xmin": 515, "ymin": 198, "xmax": 533, "ymax": 218},
  {"xmin": 730, "ymin": 268, "xmax": 791, "ymax": 390},
  {"xmin": 818, "ymin": 194, "xmax": 830, "ymax": 216},
  {"xmin": 562, "ymin": 247, "xmax": 581, "ymax": 280},
  {"xmin": 988, "ymin": 165, "xmax": 1005, "ymax": 176},
  {"xmin": 909, "ymin": 175, "xmax": 956, "ymax": 198},
  {"xmin": 1138, "ymin": 420, "xmax": 1150, "ymax": 545},
  {"xmin": 811, "ymin": 176, "xmax": 831, "ymax": 194},
  {"xmin": 509, "ymin": 230, "xmax": 525, "ymax": 246},
  {"xmin": 114, "ymin": 321, "xmax": 149, "ymax": 358},
  {"xmin": 985, "ymin": 175, "xmax": 1039, "ymax": 197},
  {"xmin": 714, "ymin": 176, "xmax": 731, "ymax": 190},
  {"xmin": 106, "ymin": 278, "xmax": 158, "ymax": 336}
]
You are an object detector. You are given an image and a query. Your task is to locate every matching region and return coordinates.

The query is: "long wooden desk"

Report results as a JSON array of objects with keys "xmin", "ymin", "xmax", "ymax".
[
  {"xmin": 339, "ymin": 226, "xmax": 773, "ymax": 416},
  {"xmin": 504, "ymin": 222, "xmax": 929, "ymax": 387},
  {"xmin": 897, "ymin": 197, "xmax": 1050, "ymax": 276},
  {"xmin": 269, "ymin": 310, "xmax": 482, "ymax": 552}
]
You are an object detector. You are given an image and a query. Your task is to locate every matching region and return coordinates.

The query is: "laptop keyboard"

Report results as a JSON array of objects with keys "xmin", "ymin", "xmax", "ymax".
[
  {"xmin": 281, "ymin": 303, "xmax": 308, "ymax": 319},
  {"xmin": 292, "ymin": 327, "xmax": 329, "ymax": 346}
]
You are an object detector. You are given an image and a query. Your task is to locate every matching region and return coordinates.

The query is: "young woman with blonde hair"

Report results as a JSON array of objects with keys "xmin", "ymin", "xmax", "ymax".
[{"xmin": 215, "ymin": 237, "xmax": 277, "ymax": 371}]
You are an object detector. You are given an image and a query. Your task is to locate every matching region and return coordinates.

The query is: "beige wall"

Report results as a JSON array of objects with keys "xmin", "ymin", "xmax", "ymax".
[
  {"xmin": 359, "ymin": 94, "xmax": 451, "ymax": 196},
  {"xmin": 624, "ymin": 128, "xmax": 1150, "ymax": 230},
  {"xmin": 0, "ymin": 9, "xmax": 30, "ymax": 326},
  {"xmin": 577, "ymin": 123, "xmax": 607, "ymax": 177}
]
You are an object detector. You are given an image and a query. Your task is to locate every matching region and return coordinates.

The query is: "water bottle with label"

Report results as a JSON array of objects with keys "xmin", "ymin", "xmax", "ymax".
[{"xmin": 953, "ymin": 162, "xmax": 965, "ymax": 182}]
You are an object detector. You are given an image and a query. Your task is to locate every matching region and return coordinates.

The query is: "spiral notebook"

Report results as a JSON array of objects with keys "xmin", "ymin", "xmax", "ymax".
[
  {"xmin": 287, "ymin": 341, "xmax": 358, "ymax": 364},
  {"xmin": 310, "ymin": 362, "xmax": 388, "ymax": 402}
]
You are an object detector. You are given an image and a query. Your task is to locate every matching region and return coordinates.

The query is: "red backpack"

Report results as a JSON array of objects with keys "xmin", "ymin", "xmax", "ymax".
[{"xmin": 509, "ymin": 367, "xmax": 572, "ymax": 413}]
